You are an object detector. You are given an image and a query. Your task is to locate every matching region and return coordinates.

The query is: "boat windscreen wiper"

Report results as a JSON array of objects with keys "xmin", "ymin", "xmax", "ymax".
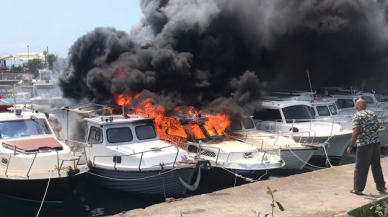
[{"xmin": 30, "ymin": 116, "xmax": 50, "ymax": 132}]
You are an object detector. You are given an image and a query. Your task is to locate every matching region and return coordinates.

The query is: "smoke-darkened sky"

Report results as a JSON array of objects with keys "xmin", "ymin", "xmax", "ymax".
[{"xmin": 59, "ymin": 0, "xmax": 388, "ymax": 115}]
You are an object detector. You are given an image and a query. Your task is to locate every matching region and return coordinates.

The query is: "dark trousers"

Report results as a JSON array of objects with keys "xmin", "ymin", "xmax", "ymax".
[{"xmin": 354, "ymin": 142, "xmax": 386, "ymax": 192}]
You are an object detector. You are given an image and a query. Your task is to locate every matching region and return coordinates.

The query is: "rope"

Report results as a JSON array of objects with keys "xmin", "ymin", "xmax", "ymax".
[
  {"xmin": 87, "ymin": 168, "xmax": 180, "ymax": 181},
  {"xmin": 286, "ymin": 146, "xmax": 328, "ymax": 169},
  {"xmin": 218, "ymin": 167, "xmax": 267, "ymax": 183},
  {"xmin": 286, "ymin": 135, "xmax": 334, "ymax": 169},
  {"xmin": 36, "ymin": 170, "xmax": 52, "ymax": 217}
]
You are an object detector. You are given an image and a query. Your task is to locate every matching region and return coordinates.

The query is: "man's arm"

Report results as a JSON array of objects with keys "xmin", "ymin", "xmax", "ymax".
[
  {"xmin": 347, "ymin": 127, "xmax": 359, "ymax": 154},
  {"xmin": 350, "ymin": 127, "xmax": 359, "ymax": 147}
]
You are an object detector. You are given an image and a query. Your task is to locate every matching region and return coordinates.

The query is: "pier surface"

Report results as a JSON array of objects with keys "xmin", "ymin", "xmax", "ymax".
[{"xmin": 116, "ymin": 157, "xmax": 388, "ymax": 217}]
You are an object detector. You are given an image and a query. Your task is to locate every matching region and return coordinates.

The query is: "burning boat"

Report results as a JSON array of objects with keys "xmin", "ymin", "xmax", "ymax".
[
  {"xmin": 228, "ymin": 116, "xmax": 322, "ymax": 173},
  {"xmin": 63, "ymin": 105, "xmax": 200, "ymax": 196},
  {"xmin": 0, "ymin": 105, "xmax": 88, "ymax": 202},
  {"xmin": 175, "ymin": 113, "xmax": 284, "ymax": 186}
]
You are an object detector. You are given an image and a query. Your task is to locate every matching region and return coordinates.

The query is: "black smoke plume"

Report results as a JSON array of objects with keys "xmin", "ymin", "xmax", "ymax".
[{"xmin": 59, "ymin": 0, "xmax": 388, "ymax": 116}]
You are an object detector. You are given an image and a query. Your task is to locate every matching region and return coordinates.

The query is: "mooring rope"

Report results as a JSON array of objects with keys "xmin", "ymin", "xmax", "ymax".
[
  {"xmin": 218, "ymin": 166, "xmax": 267, "ymax": 183},
  {"xmin": 36, "ymin": 170, "xmax": 52, "ymax": 217},
  {"xmin": 286, "ymin": 146, "xmax": 329, "ymax": 169},
  {"xmin": 286, "ymin": 135, "xmax": 334, "ymax": 169}
]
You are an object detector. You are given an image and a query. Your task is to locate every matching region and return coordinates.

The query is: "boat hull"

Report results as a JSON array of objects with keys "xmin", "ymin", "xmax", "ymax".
[
  {"xmin": 294, "ymin": 134, "xmax": 351, "ymax": 166},
  {"xmin": 0, "ymin": 173, "xmax": 84, "ymax": 203},
  {"xmin": 279, "ymin": 148, "xmax": 315, "ymax": 171},
  {"xmin": 87, "ymin": 167, "xmax": 196, "ymax": 196},
  {"xmin": 379, "ymin": 130, "xmax": 388, "ymax": 148}
]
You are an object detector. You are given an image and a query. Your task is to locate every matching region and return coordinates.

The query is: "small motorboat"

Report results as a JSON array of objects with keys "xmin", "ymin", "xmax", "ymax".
[
  {"xmin": 229, "ymin": 116, "xmax": 321, "ymax": 173},
  {"xmin": 0, "ymin": 107, "xmax": 88, "ymax": 202},
  {"xmin": 63, "ymin": 105, "xmax": 199, "ymax": 196}
]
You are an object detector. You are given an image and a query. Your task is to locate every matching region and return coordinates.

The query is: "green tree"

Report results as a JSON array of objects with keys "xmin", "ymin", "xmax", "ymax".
[
  {"xmin": 28, "ymin": 58, "xmax": 42, "ymax": 78},
  {"xmin": 46, "ymin": 54, "xmax": 57, "ymax": 69}
]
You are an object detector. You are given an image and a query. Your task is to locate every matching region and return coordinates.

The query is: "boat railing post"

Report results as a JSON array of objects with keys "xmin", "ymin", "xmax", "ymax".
[
  {"xmin": 309, "ymin": 119, "xmax": 312, "ymax": 133},
  {"xmin": 114, "ymin": 155, "xmax": 117, "ymax": 170},
  {"xmin": 330, "ymin": 118, "xmax": 335, "ymax": 135},
  {"xmin": 27, "ymin": 152, "xmax": 38, "ymax": 178},
  {"xmin": 93, "ymin": 156, "xmax": 96, "ymax": 167},
  {"xmin": 13, "ymin": 145, "xmax": 16, "ymax": 156},
  {"xmin": 274, "ymin": 120, "xmax": 277, "ymax": 132},
  {"xmin": 5, "ymin": 154, "xmax": 11, "ymax": 177},
  {"xmin": 139, "ymin": 152, "xmax": 144, "ymax": 171},
  {"xmin": 215, "ymin": 148, "xmax": 221, "ymax": 165},
  {"xmin": 173, "ymin": 144, "xmax": 179, "ymax": 168},
  {"xmin": 56, "ymin": 150, "xmax": 60, "ymax": 176},
  {"xmin": 83, "ymin": 147, "xmax": 89, "ymax": 169}
]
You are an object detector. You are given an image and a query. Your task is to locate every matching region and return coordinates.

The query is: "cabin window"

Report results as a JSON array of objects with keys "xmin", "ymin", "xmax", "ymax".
[
  {"xmin": 0, "ymin": 119, "xmax": 52, "ymax": 139},
  {"xmin": 253, "ymin": 109, "xmax": 282, "ymax": 121},
  {"xmin": 242, "ymin": 118, "xmax": 255, "ymax": 129},
  {"xmin": 88, "ymin": 126, "xmax": 103, "ymax": 144},
  {"xmin": 229, "ymin": 119, "xmax": 242, "ymax": 130},
  {"xmin": 135, "ymin": 125, "xmax": 157, "ymax": 140},
  {"xmin": 316, "ymin": 106, "xmax": 331, "ymax": 116},
  {"xmin": 329, "ymin": 105, "xmax": 337, "ymax": 115},
  {"xmin": 107, "ymin": 127, "xmax": 133, "ymax": 143},
  {"xmin": 362, "ymin": 96, "xmax": 374, "ymax": 104},
  {"xmin": 337, "ymin": 99, "xmax": 354, "ymax": 108},
  {"xmin": 282, "ymin": 105, "xmax": 315, "ymax": 123}
]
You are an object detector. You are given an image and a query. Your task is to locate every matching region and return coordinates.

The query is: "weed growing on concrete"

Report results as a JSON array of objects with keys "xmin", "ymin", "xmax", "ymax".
[
  {"xmin": 252, "ymin": 187, "xmax": 284, "ymax": 217},
  {"xmin": 370, "ymin": 200, "xmax": 388, "ymax": 217}
]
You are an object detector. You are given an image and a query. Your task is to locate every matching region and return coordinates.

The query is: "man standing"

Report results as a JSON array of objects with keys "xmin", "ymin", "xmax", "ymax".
[
  {"xmin": 347, "ymin": 99, "xmax": 386, "ymax": 195},
  {"xmin": 44, "ymin": 112, "xmax": 62, "ymax": 139}
]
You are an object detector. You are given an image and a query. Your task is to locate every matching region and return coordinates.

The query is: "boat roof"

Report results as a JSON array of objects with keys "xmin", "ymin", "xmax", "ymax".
[
  {"xmin": 0, "ymin": 98, "xmax": 30, "ymax": 105},
  {"xmin": 85, "ymin": 115, "xmax": 154, "ymax": 126},
  {"xmin": 259, "ymin": 100, "xmax": 312, "ymax": 109},
  {"xmin": 0, "ymin": 111, "xmax": 46, "ymax": 121}
]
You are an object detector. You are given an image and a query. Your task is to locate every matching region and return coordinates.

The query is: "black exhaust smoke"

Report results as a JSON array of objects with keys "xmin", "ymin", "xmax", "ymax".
[{"xmin": 59, "ymin": 0, "xmax": 388, "ymax": 116}]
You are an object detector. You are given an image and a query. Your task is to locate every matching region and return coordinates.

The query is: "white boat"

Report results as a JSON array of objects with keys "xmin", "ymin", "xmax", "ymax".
[
  {"xmin": 0, "ymin": 108, "xmax": 88, "ymax": 202},
  {"xmin": 228, "ymin": 116, "xmax": 320, "ymax": 172},
  {"xmin": 253, "ymin": 100, "xmax": 352, "ymax": 166},
  {"xmin": 276, "ymin": 91, "xmax": 388, "ymax": 149},
  {"xmin": 31, "ymin": 70, "xmax": 63, "ymax": 107},
  {"xmin": 177, "ymin": 114, "xmax": 284, "ymax": 185},
  {"xmin": 72, "ymin": 111, "xmax": 199, "ymax": 196}
]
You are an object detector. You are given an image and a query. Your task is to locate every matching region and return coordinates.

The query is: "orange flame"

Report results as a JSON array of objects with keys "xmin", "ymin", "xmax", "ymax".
[
  {"xmin": 203, "ymin": 112, "xmax": 231, "ymax": 136},
  {"xmin": 113, "ymin": 94, "xmax": 231, "ymax": 144},
  {"xmin": 183, "ymin": 122, "xmax": 206, "ymax": 139},
  {"xmin": 116, "ymin": 94, "xmax": 133, "ymax": 107}
]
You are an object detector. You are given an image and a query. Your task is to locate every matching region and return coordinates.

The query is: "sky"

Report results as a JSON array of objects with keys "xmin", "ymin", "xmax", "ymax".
[{"xmin": 0, "ymin": 0, "xmax": 143, "ymax": 59}]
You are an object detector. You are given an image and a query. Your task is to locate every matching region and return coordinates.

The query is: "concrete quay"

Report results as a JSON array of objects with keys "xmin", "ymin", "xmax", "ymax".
[{"xmin": 116, "ymin": 157, "xmax": 388, "ymax": 217}]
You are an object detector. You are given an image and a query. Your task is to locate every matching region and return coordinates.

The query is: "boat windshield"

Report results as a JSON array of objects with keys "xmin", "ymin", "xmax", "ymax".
[
  {"xmin": 135, "ymin": 124, "xmax": 157, "ymax": 140},
  {"xmin": 361, "ymin": 96, "xmax": 375, "ymax": 104},
  {"xmin": 329, "ymin": 104, "xmax": 337, "ymax": 115},
  {"xmin": 35, "ymin": 85, "xmax": 60, "ymax": 97},
  {"xmin": 230, "ymin": 119, "xmax": 242, "ymax": 130},
  {"xmin": 0, "ymin": 119, "xmax": 52, "ymax": 139},
  {"xmin": 242, "ymin": 118, "xmax": 255, "ymax": 129},
  {"xmin": 316, "ymin": 106, "xmax": 331, "ymax": 116},
  {"xmin": 282, "ymin": 105, "xmax": 315, "ymax": 123}
]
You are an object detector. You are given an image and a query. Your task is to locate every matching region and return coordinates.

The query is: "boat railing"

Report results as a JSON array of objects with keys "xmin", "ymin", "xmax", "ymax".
[
  {"xmin": 92, "ymin": 144, "xmax": 180, "ymax": 171},
  {"xmin": 254, "ymin": 118, "xmax": 347, "ymax": 136},
  {"xmin": 0, "ymin": 143, "xmax": 85, "ymax": 178},
  {"xmin": 194, "ymin": 143, "xmax": 280, "ymax": 165}
]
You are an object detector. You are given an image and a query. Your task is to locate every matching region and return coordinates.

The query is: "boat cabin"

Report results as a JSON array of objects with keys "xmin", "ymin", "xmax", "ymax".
[{"xmin": 84, "ymin": 115, "xmax": 189, "ymax": 171}]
